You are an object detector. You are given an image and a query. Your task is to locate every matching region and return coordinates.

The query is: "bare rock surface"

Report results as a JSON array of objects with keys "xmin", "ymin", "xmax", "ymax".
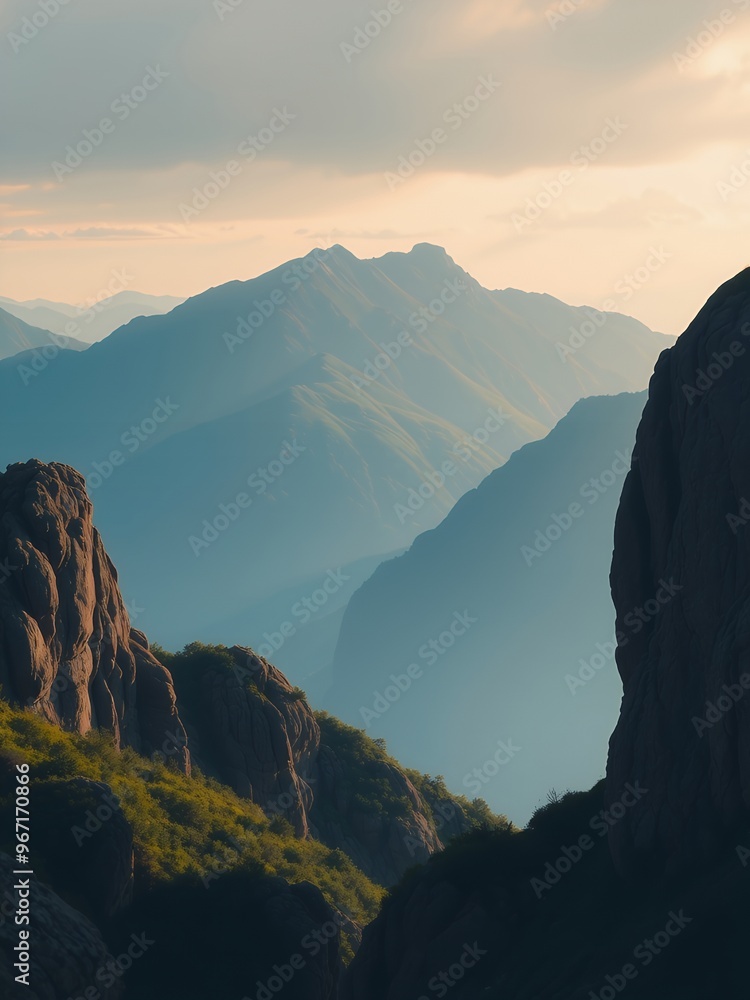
[
  {"xmin": 310, "ymin": 742, "xmax": 442, "ymax": 885},
  {"xmin": 194, "ymin": 645, "xmax": 319, "ymax": 837},
  {"xmin": 0, "ymin": 460, "xmax": 188, "ymax": 772},
  {"xmin": 178, "ymin": 644, "xmax": 450, "ymax": 883}
]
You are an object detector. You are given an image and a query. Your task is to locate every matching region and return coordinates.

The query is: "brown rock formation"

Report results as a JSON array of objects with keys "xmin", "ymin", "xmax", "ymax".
[
  {"xmin": 189, "ymin": 645, "xmax": 319, "ymax": 837},
  {"xmin": 310, "ymin": 741, "xmax": 442, "ymax": 885},
  {"xmin": 174, "ymin": 644, "xmax": 448, "ymax": 883},
  {"xmin": 0, "ymin": 460, "xmax": 188, "ymax": 772}
]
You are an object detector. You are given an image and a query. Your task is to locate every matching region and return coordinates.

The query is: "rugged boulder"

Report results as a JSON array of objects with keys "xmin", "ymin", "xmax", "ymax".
[
  {"xmin": 606, "ymin": 267, "xmax": 750, "ymax": 875},
  {"xmin": 0, "ymin": 461, "xmax": 188, "ymax": 772}
]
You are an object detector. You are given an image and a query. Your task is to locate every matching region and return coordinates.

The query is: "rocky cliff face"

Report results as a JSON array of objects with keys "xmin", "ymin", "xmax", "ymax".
[
  {"xmin": 0, "ymin": 460, "xmax": 188, "ymax": 772},
  {"xmin": 311, "ymin": 739, "xmax": 442, "ymax": 885},
  {"xmin": 606, "ymin": 267, "xmax": 750, "ymax": 875},
  {"xmin": 173, "ymin": 644, "xmax": 449, "ymax": 884},
  {"xmin": 183, "ymin": 645, "xmax": 319, "ymax": 837}
]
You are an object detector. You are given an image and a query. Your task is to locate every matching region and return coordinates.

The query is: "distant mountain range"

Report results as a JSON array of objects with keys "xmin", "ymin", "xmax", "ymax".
[
  {"xmin": 331, "ymin": 390, "xmax": 648, "ymax": 824},
  {"xmin": 0, "ymin": 245, "xmax": 669, "ymax": 671},
  {"xmin": 0, "ymin": 305, "xmax": 88, "ymax": 362},
  {"xmin": 0, "ymin": 290, "xmax": 185, "ymax": 344}
]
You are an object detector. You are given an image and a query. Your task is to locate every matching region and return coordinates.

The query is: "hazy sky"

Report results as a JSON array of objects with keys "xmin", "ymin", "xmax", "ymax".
[{"xmin": 2, "ymin": 0, "xmax": 749, "ymax": 333}]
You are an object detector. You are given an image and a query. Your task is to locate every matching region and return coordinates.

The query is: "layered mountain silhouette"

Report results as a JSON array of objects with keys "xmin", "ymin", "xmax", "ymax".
[
  {"xmin": 0, "ymin": 306, "xmax": 87, "ymax": 362},
  {"xmin": 0, "ymin": 245, "xmax": 668, "ymax": 667},
  {"xmin": 341, "ymin": 270, "xmax": 750, "ymax": 999},
  {"xmin": 1, "ymin": 268, "xmax": 749, "ymax": 998},
  {"xmin": 0, "ymin": 291, "xmax": 184, "ymax": 345},
  {"xmin": 331, "ymin": 390, "xmax": 649, "ymax": 823}
]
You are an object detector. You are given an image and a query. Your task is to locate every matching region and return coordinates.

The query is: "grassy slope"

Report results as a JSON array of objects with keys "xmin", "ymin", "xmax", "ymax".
[{"xmin": 0, "ymin": 700, "xmax": 383, "ymax": 958}]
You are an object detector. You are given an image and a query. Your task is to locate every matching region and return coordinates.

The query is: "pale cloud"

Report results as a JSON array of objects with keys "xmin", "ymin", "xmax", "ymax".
[
  {"xmin": 0, "ymin": 226, "xmax": 180, "ymax": 241},
  {"xmin": 299, "ymin": 228, "xmax": 437, "ymax": 241},
  {"xmin": 2, "ymin": 0, "xmax": 747, "ymax": 181},
  {"xmin": 0, "ymin": 229, "xmax": 61, "ymax": 242},
  {"xmin": 491, "ymin": 189, "xmax": 704, "ymax": 232},
  {"xmin": 567, "ymin": 191, "xmax": 704, "ymax": 229},
  {"xmin": 3, "ymin": 0, "xmax": 750, "ymax": 338}
]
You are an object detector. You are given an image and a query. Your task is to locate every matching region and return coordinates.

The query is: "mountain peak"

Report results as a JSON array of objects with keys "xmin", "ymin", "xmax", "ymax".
[
  {"xmin": 379, "ymin": 242, "xmax": 453, "ymax": 268},
  {"xmin": 408, "ymin": 242, "xmax": 449, "ymax": 258}
]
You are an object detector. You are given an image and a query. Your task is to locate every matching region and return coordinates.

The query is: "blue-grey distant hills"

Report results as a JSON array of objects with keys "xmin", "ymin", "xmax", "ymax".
[
  {"xmin": 0, "ymin": 305, "xmax": 88, "ymax": 362},
  {"xmin": 330, "ymin": 390, "xmax": 648, "ymax": 825},
  {"xmin": 0, "ymin": 290, "xmax": 185, "ymax": 344},
  {"xmin": 0, "ymin": 245, "xmax": 666, "ymax": 667}
]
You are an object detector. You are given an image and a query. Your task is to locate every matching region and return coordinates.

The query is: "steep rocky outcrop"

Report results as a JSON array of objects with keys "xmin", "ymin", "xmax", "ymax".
[
  {"xmin": 0, "ymin": 852, "xmax": 125, "ymax": 1000},
  {"xmin": 340, "ymin": 787, "xmax": 750, "ymax": 999},
  {"xmin": 171, "ymin": 644, "xmax": 460, "ymax": 884},
  {"xmin": 341, "ymin": 862, "xmax": 504, "ymax": 1000},
  {"xmin": 606, "ymin": 267, "xmax": 750, "ymax": 875},
  {"xmin": 263, "ymin": 879, "xmax": 343, "ymax": 998},
  {"xmin": 182, "ymin": 645, "xmax": 319, "ymax": 837},
  {"xmin": 0, "ymin": 460, "xmax": 188, "ymax": 772},
  {"xmin": 311, "ymin": 739, "xmax": 442, "ymax": 885}
]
